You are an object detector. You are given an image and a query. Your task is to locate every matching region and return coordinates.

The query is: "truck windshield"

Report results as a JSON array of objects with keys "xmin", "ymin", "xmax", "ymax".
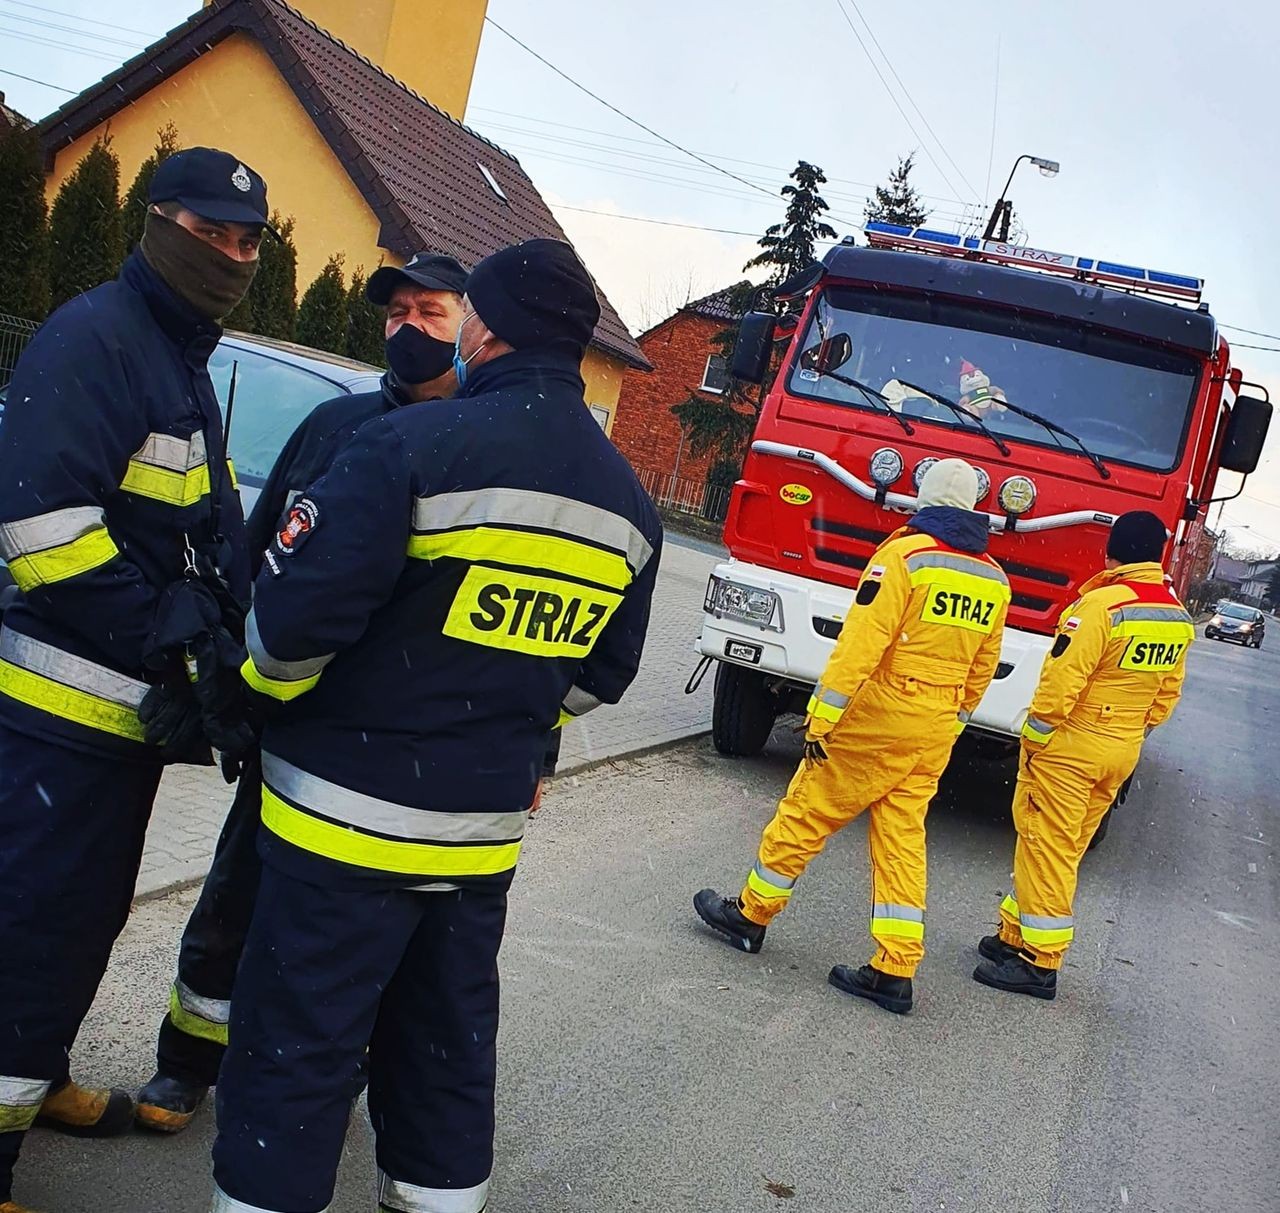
[{"xmin": 787, "ymin": 286, "xmax": 1199, "ymax": 473}]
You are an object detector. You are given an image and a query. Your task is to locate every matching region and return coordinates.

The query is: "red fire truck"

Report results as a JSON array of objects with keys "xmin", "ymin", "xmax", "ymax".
[{"xmin": 697, "ymin": 223, "xmax": 1271, "ymax": 766}]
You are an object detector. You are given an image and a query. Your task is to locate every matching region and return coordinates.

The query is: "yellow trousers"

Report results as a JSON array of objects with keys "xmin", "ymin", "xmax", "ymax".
[
  {"xmin": 998, "ymin": 714, "xmax": 1142, "ymax": 969},
  {"xmin": 740, "ymin": 676, "xmax": 961, "ymax": 978}
]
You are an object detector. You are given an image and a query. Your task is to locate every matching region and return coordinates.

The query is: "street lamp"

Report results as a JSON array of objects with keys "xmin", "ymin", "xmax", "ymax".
[{"xmin": 982, "ymin": 154, "xmax": 1061, "ymax": 242}]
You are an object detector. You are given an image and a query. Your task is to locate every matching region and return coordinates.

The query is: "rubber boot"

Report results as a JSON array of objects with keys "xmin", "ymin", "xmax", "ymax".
[
  {"xmin": 828, "ymin": 963, "xmax": 913, "ymax": 1015},
  {"xmin": 34, "ymin": 1079, "xmax": 134, "ymax": 1137},
  {"xmin": 135, "ymin": 1072, "xmax": 209, "ymax": 1133},
  {"xmin": 978, "ymin": 933, "xmax": 1023, "ymax": 964},
  {"xmin": 693, "ymin": 889, "xmax": 766, "ymax": 954},
  {"xmin": 972, "ymin": 953, "xmax": 1058, "ymax": 1000}
]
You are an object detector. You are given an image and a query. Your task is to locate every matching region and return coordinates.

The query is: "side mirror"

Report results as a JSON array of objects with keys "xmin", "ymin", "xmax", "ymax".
[
  {"xmin": 730, "ymin": 311, "xmax": 778, "ymax": 385},
  {"xmin": 1220, "ymin": 394, "xmax": 1272, "ymax": 474}
]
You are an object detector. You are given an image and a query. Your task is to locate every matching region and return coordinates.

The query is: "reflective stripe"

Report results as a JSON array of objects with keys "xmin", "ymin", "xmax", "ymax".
[
  {"xmin": 562, "ymin": 684, "xmax": 602, "ymax": 718},
  {"xmin": 0, "ymin": 627, "xmax": 148, "ymax": 740},
  {"xmin": 6, "ymin": 525, "xmax": 119, "ymax": 591},
  {"xmin": 242, "ymin": 609, "xmax": 332, "ymax": 701},
  {"xmin": 409, "ymin": 526, "xmax": 633, "ymax": 592},
  {"xmin": 0, "ymin": 505, "xmax": 106, "ymax": 557},
  {"xmin": 378, "ymin": 1170, "xmax": 489, "ymax": 1213},
  {"xmin": 262, "ymin": 788, "xmax": 523, "ymax": 877},
  {"xmin": 746, "ymin": 861, "xmax": 795, "ymax": 901},
  {"xmin": 905, "ymin": 550, "xmax": 1010, "ymax": 589},
  {"xmin": 1110, "ymin": 605, "xmax": 1195, "ymax": 628},
  {"xmin": 0, "ymin": 1075, "xmax": 51, "ymax": 1132},
  {"xmin": 412, "ymin": 487, "xmax": 653, "ymax": 575},
  {"xmin": 121, "ymin": 431, "xmax": 211, "ymax": 507},
  {"xmin": 210, "ymin": 1185, "xmax": 316, "ymax": 1213},
  {"xmin": 871, "ymin": 902, "xmax": 925, "ymax": 940},
  {"xmin": 1019, "ymin": 911, "xmax": 1074, "ymax": 947},
  {"xmin": 806, "ymin": 682, "xmax": 850, "ymax": 724},
  {"xmin": 169, "ymin": 981, "xmax": 230, "ymax": 1046},
  {"xmin": 1022, "ymin": 716, "xmax": 1054, "ymax": 744},
  {"xmin": 1000, "ymin": 892, "xmax": 1019, "ymax": 919}
]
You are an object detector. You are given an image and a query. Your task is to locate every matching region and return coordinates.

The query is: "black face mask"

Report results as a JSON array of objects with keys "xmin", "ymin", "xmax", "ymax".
[{"xmin": 385, "ymin": 323, "xmax": 455, "ymax": 386}]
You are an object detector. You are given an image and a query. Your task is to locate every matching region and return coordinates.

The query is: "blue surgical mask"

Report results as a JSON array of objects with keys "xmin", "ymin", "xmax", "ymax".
[{"xmin": 453, "ymin": 310, "xmax": 481, "ymax": 389}]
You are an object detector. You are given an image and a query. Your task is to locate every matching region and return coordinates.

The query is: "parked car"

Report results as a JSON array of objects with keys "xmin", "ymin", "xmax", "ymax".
[
  {"xmin": 0, "ymin": 330, "xmax": 383, "ymax": 617},
  {"xmin": 1205, "ymin": 601, "xmax": 1266, "ymax": 648}
]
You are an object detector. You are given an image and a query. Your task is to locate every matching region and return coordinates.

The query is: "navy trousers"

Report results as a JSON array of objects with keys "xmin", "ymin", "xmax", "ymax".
[
  {"xmin": 0, "ymin": 723, "xmax": 162, "ymax": 1202},
  {"xmin": 212, "ymin": 864, "xmax": 507, "ymax": 1213},
  {"xmin": 155, "ymin": 751, "xmax": 263, "ymax": 1087}
]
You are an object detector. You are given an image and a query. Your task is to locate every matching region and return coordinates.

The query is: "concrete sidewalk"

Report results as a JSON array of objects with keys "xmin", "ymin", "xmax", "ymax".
[{"xmin": 136, "ymin": 534, "xmax": 723, "ymax": 897}]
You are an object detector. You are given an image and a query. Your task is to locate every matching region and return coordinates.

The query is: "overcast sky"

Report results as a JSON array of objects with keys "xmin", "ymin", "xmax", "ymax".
[{"xmin": 2, "ymin": 0, "xmax": 1278, "ymax": 549}]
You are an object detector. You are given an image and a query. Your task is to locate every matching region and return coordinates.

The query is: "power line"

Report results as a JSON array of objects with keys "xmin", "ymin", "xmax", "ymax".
[
  {"xmin": 0, "ymin": 0, "xmax": 157, "ymax": 39},
  {"xmin": 1229, "ymin": 342, "xmax": 1280, "ymax": 353},
  {"xmin": 841, "ymin": 0, "xmax": 980, "ymax": 199},
  {"xmin": 1222, "ymin": 322, "xmax": 1280, "ymax": 342},
  {"xmin": 554, "ymin": 205, "xmax": 760, "ymax": 238},
  {"xmin": 0, "ymin": 65, "xmax": 77, "ymax": 93},
  {"xmin": 483, "ymin": 16, "xmax": 782, "ymax": 204},
  {"xmin": 0, "ymin": 24, "xmax": 123, "ymax": 62},
  {"xmin": 829, "ymin": 0, "xmax": 967, "ymax": 204},
  {"xmin": 0, "ymin": 7, "xmax": 145, "ymax": 49}
]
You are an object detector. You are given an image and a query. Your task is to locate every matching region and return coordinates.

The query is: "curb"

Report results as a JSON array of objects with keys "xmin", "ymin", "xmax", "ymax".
[{"xmin": 131, "ymin": 728, "xmax": 714, "ymax": 904}]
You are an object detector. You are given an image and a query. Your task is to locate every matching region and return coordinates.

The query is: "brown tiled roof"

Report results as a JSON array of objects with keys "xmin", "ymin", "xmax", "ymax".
[
  {"xmin": 685, "ymin": 281, "xmax": 751, "ymax": 323},
  {"xmin": 36, "ymin": 0, "xmax": 648, "ymax": 370},
  {"xmin": 1, "ymin": 92, "xmax": 33, "ymax": 130}
]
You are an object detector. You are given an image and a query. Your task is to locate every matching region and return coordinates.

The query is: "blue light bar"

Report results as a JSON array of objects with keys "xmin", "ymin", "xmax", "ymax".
[{"xmin": 860, "ymin": 223, "xmax": 1203, "ymax": 302}]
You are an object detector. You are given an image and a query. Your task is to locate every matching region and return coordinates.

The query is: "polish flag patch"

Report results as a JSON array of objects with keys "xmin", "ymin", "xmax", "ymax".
[
  {"xmin": 1064, "ymin": 616, "xmax": 1082, "ymax": 631},
  {"xmin": 868, "ymin": 564, "xmax": 886, "ymax": 579}
]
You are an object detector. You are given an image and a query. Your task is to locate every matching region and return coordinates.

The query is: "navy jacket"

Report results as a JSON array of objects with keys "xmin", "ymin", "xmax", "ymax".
[
  {"xmin": 245, "ymin": 348, "xmax": 662, "ymax": 889},
  {"xmin": 0, "ymin": 252, "xmax": 246, "ymax": 759}
]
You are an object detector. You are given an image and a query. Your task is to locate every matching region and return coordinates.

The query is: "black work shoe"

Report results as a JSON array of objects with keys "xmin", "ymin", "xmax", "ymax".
[
  {"xmin": 978, "ymin": 933, "xmax": 1023, "ymax": 964},
  {"xmin": 828, "ymin": 963, "xmax": 913, "ymax": 1015},
  {"xmin": 972, "ymin": 953, "xmax": 1058, "ymax": 1000},
  {"xmin": 135, "ymin": 1072, "xmax": 209, "ymax": 1133},
  {"xmin": 34, "ymin": 1080, "xmax": 134, "ymax": 1137},
  {"xmin": 693, "ymin": 888, "xmax": 766, "ymax": 954}
]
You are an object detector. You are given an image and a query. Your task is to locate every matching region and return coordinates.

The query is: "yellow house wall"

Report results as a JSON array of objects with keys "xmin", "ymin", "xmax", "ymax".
[
  {"xmin": 581, "ymin": 349, "xmax": 625, "ymax": 436},
  {"xmin": 45, "ymin": 33, "xmax": 388, "ymax": 290}
]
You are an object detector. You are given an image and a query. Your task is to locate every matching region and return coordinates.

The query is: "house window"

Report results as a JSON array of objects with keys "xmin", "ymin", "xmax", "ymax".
[
  {"xmin": 701, "ymin": 354, "xmax": 729, "ymax": 394},
  {"xmin": 588, "ymin": 404, "xmax": 611, "ymax": 430}
]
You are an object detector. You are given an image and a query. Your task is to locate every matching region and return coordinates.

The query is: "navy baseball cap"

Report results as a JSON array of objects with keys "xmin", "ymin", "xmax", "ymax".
[
  {"xmin": 367, "ymin": 252, "xmax": 468, "ymax": 305},
  {"xmin": 149, "ymin": 147, "xmax": 274, "ymax": 232}
]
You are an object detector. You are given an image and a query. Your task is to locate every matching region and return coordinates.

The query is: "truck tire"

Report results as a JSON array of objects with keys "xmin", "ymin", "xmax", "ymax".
[{"xmin": 712, "ymin": 663, "xmax": 777, "ymax": 757}]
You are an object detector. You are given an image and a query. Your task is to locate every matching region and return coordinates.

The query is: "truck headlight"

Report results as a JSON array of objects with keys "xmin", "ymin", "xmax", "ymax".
[
  {"xmin": 998, "ymin": 475, "xmax": 1037, "ymax": 515},
  {"xmin": 705, "ymin": 576, "xmax": 782, "ymax": 630}
]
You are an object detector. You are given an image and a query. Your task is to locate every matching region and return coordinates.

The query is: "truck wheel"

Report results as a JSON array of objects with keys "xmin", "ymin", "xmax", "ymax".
[{"xmin": 712, "ymin": 663, "xmax": 778, "ymax": 757}]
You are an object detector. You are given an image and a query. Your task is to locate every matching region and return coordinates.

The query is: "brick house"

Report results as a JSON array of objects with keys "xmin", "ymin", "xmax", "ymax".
[{"xmin": 609, "ymin": 283, "xmax": 747, "ymax": 516}]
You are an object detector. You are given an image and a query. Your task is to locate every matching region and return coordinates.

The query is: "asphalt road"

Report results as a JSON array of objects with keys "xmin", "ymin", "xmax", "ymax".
[{"xmin": 17, "ymin": 632, "xmax": 1278, "ymax": 1213}]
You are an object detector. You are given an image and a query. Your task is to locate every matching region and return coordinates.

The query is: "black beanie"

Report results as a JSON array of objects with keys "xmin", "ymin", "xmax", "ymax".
[
  {"xmin": 465, "ymin": 239, "xmax": 600, "ymax": 354},
  {"xmin": 1107, "ymin": 511, "xmax": 1168, "ymax": 565}
]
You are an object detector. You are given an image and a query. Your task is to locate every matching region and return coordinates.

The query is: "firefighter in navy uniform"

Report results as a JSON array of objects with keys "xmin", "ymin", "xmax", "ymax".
[
  {"xmin": 0, "ymin": 148, "xmax": 269, "ymax": 1213},
  {"xmin": 209, "ymin": 239, "xmax": 662, "ymax": 1213},
  {"xmin": 135, "ymin": 253, "xmax": 477, "ymax": 1132}
]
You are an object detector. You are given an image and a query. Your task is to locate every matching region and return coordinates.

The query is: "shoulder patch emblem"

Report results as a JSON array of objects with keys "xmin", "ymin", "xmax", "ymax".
[
  {"xmin": 274, "ymin": 496, "xmax": 319, "ymax": 558},
  {"xmin": 868, "ymin": 564, "xmax": 886, "ymax": 579},
  {"xmin": 1064, "ymin": 616, "xmax": 1081, "ymax": 631}
]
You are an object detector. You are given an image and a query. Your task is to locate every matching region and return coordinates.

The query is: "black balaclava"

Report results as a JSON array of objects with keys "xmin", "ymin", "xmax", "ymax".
[{"xmin": 140, "ymin": 210, "xmax": 259, "ymax": 320}]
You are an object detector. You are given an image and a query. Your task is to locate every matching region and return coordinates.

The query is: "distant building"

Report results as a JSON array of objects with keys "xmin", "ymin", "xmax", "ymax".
[
  {"xmin": 609, "ymin": 283, "xmax": 748, "ymax": 515},
  {"xmin": 34, "ymin": 0, "xmax": 647, "ymax": 424},
  {"xmin": 0, "ymin": 91, "xmax": 32, "ymax": 131},
  {"xmin": 1211, "ymin": 551, "xmax": 1277, "ymax": 604}
]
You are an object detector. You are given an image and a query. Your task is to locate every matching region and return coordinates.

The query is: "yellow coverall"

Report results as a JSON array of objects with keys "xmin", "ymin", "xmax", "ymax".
[
  {"xmin": 740, "ymin": 529, "xmax": 1011, "ymax": 977},
  {"xmin": 998, "ymin": 562, "xmax": 1193, "ymax": 969}
]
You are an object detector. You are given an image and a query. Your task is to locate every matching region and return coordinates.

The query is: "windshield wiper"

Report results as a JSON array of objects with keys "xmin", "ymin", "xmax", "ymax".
[
  {"xmin": 893, "ymin": 379, "xmax": 1012, "ymax": 457},
  {"xmin": 818, "ymin": 369, "xmax": 915, "ymax": 437},
  {"xmin": 993, "ymin": 399, "xmax": 1111, "ymax": 481}
]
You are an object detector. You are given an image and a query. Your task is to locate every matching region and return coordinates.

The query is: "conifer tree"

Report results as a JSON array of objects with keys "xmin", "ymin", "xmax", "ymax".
[
  {"xmin": 120, "ymin": 122, "xmax": 180, "ymax": 253},
  {"xmin": 345, "ymin": 267, "xmax": 386, "ymax": 366},
  {"xmin": 296, "ymin": 254, "xmax": 347, "ymax": 354},
  {"xmin": 745, "ymin": 160, "xmax": 837, "ymax": 283},
  {"xmin": 48, "ymin": 136, "xmax": 124, "ymax": 308},
  {"xmin": 864, "ymin": 152, "xmax": 930, "ymax": 227},
  {"xmin": 0, "ymin": 121, "xmax": 50, "ymax": 320}
]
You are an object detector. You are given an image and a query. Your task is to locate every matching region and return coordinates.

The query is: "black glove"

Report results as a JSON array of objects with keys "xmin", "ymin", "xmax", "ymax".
[
  {"xmin": 190, "ymin": 624, "xmax": 260, "ymax": 763},
  {"xmin": 802, "ymin": 738, "xmax": 829, "ymax": 768},
  {"xmin": 138, "ymin": 674, "xmax": 213, "ymax": 766}
]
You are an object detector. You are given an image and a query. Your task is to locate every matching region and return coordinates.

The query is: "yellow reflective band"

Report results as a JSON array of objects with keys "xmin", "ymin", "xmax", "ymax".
[
  {"xmin": 262, "ymin": 787, "xmax": 524, "ymax": 877},
  {"xmin": 408, "ymin": 526, "xmax": 634, "ymax": 592},
  {"xmin": 0, "ymin": 657, "xmax": 146, "ymax": 741},
  {"xmin": 954, "ymin": 717, "xmax": 967, "ymax": 736},
  {"xmin": 1019, "ymin": 922, "xmax": 1074, "ymax": 947},
  {"xmin": 6, "ymin": 526, "xmax": 118, "ymax": 591},
  {"xmin": 805, "ymin": 694, "xmax": 845, "ymax": 724},
  {"xmin": 442, "ymin": 566, "xmax": 622, "ymax": 659},
  {"xmin": 0, "ymin": 1103, "xmax": 42, "ymax": 1134},
  {"xmin": 240, "ymin": 655, "xmax": 321, "ymax": 702},
  {"xmin": 746, "ymin": 867, "xmax": 793, "ymax": 901},
  {"xmin": 227, "ymin": 459, "xmax": 239, "ymax": 490},
  {"xmin": 120, "ymin": 460, "xmax": 211, "ymax": 507},
  {"xmin": 1022, "ymin": 718, "xmax": 1053, "ymax": 744},
  {"xmin": 919, "ymin": 572, "xmax": 1006, "ymax": 635},
  {"xmin": 1110, "ymin": 620, "xmax": 1196, "ymax": 640},
  {"xmin": 1001, "ymin": 893, "xmax": 1020, "ymax": 918},
  {"xmin": 555, "ymin": 708, "xmax": 573, "ymax": 729},
  {"xmin": 870, "ymin": 915, "xmax": 925, "ymax": 941},
  {"xmin": 168, "ymin": 985, "xmax": 228, "ymax": 1046}
]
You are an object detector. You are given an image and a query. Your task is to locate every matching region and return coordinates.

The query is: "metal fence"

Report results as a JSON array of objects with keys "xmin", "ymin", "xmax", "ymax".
[
  {"xmin": 634, "ymin": 466, "xmax": 732, "ymax": 523},
  {"xmin": 0, "ymin": 312, "xmax": 39, "ymax": 390}
]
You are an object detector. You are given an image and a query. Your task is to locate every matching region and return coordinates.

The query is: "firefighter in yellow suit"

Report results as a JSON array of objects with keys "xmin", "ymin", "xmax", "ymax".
[
  {"xmin": 973, "ymin": 510, "xmax": 1192, "ymax": 1000},
  {"xmin": 695, "ymin": 460, "xmax": 1010, "ymax": 1015}
]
